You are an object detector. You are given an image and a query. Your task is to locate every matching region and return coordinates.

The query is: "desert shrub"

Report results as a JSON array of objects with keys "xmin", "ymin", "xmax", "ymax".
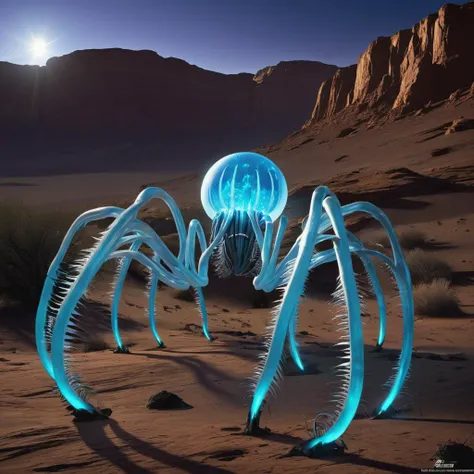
[
  {"xmin": 82, "ymin": 335, "xmax": 110, "ymax": 352},
  {"xmin": 366, "ymin": 229, "xmax": 427, "ymax": 250},
  {"xmin": 413, "ymin": 279, "xmax": 462, "ymax": 317},
  {"xmin": 173, "ymin": 288, "xmax": 195, "ymax": 302},
  {"xmin": 433, "ymin": 440, "xmax": 474, "ymax": 469},
  {"xmin": 405, "ymin": 249, "xmax": 452, "ymax": 285},
  {"xmin": 0, "ymin": 202, "xmax": 80, "ymax": 307},
  {"xmin": 398, "ymin": 230, "xmax": 428, "ymax": 250}
]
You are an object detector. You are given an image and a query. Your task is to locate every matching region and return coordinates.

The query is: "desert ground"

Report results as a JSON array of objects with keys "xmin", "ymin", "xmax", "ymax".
[{"xmin": 0, "ymin": 96, "xmax": 473, "ymax": 473}]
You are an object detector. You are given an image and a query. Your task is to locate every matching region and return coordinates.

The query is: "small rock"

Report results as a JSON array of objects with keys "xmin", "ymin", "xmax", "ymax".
[
  {"xmin": 183, "ymin": 323, "xmax": 202, "ymax": 333},
  {"xmin": 431, "ymin": 147, "xmax": 453, "ymax": 157},
  {"xmin": 146, "ymin": 391, "xmax": 193, "ymax": 410}
]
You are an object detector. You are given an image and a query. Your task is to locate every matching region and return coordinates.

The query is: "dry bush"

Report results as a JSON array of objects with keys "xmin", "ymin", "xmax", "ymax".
[
  {"xmin": 0, "ymin": 202, "xmax": 80, "ymax": 307},
  {"xmin": 398, "ymin": 230, "xmax": 428, "ymax": 250},
  {"xmin": 365, "ymin": 229, "xmax": 427, "ymax": 250},
  {"xmin": 405, "ymin": 249, "xmax": 452, "ymax": 285},
  {"xmin": 82, "ymin": 335, "xmax": 110, "ymax": 352},
  {"xmin": 413, "ymin": 279, "xmax": 462, "ymax": 317},
  {"xmin": 173, "ymin": 288, "xmax": 195, "ymax": 302}
]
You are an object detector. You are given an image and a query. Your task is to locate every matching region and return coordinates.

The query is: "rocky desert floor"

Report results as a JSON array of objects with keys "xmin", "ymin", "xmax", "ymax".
[{"xmin": 0, "ymin": 97, "xmax": 474, "ymax": 473}]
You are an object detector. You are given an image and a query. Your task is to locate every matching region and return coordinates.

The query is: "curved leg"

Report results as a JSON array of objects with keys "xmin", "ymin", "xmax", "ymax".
[
  {"xmin": 319, "ymin": 203, "xmax": 413, "ymax": 418},
  {"xmin": 195, "ymin": 287, "xmax": 212, "ymax": 341},
  {"xmin": 147, "ymin": 272, "xmax": 165, "ymax": 348},
  {"xmin": 361, "ymin": 250, "xmax": 413, "ymax": 417},
  {"xmin": 287, "ymin": 304, "xmax": 304, "ymax": 371},
  {"xmin": 284, "ymin": 234, "xmax": 341, "ymax": 372},
  {"xmin": 357, "ymin": 253, "xmax": 386, "ymax": 350},
  {"xmin": 49, "ymin": 193, "xmax": 190, "ymax": 414},
  {"xmin": 245, "ymin": 187, "xmax": 331, "ymax": 434},
  {"xmin": 111, "ymin": 240, "xmax": 143, "ymax": 353},
  {"xmin": 52, "ymin": 256, "xmax": 108, "ymax": 414},
  {"xmin": 347, "ymin": 233, "xmax": 386, "ymax": 350},
  {"xmin": 247, "ymin": 188, "xmax": 365, "ymax": 457},
  {"xmin": 300, "ymin": 195, "xmax": 364, "ymax": 455},
  {"xmin": 36, "ymin": 207, "xmax": 123, "ymax": 380},
  {"xmin": 52, "ymin": 248, "xmax": 193, "ymax": 414}
]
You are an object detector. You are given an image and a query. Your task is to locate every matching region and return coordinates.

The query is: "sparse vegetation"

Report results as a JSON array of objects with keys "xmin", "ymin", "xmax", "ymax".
[
  {"xmin": 413, "ymin": 279, "xmax": 462, "ymax": 317},
  {"xmin": 0, "ymin": 202, "xmax": 80, "ymax": 307},
  {"xmin": 366, "ymin": 228, "xmax": 428, "ymax": 250},
  {"xmin": 433, "ymin": 440, "xmax": 474, "ymax": 469},
  {"xmin": 405, "ymin": 249, "xmax": 452, "ymax": 285},
  {"xmin": 397, "ymin": 231, "xmax": 429, "ymax": 250},
  {"xmin": 173, "ymin": 288, "xmax": 196, "ymax": 302}
]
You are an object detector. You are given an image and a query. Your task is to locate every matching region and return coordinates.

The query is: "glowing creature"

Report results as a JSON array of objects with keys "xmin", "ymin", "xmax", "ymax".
[{"xmin": 35, "ymin": 152, "xmax": 413, "ymax": 456}]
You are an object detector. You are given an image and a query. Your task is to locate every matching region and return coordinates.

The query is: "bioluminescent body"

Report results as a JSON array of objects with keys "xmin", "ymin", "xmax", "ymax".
[{"xmin": 35, "ymin": 151, "xmax": 414, "ymax": 455}]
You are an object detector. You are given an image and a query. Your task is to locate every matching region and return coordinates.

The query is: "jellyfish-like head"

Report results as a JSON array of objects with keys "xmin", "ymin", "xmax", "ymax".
[
  {"xmin": 201, "ymin": 152, "xmax": 288, "ymax": 222},
  {"xmin": 202, "ymin": 152, "xmax": 288, "ymax": 277}
]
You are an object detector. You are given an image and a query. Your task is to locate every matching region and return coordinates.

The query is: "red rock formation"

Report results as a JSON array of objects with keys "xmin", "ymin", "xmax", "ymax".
[
  {"xmin": 308, "ymin": 2, "xmax": 474, "ymax": 125},
  {"xmin": 0, "ymin": 50, "xmax": 336, "ymax": 176},
  {"xmin": 310, "ymin": 65, "xmax": 357, "ymax": 122}
]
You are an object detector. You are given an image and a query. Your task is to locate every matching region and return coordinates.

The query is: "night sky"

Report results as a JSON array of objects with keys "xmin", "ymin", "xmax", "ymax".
[{"xmin": 0, "ymin": 0, "xmax": 466, "ymax": 74}]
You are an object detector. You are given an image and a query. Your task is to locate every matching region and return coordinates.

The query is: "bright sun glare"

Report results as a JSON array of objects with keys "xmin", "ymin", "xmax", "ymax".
[{"xmin": 29, "ymin": 37, "xmax": 49, "ymax": 59}]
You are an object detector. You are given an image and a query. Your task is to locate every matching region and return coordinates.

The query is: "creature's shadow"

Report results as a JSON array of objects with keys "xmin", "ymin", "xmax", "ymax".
[
  {"xmin": 330, "ymin": 453, "xmax": 422, "ymax": 474},
  {"xmin": 75, "ymin": 418, "xmax": 236, "ymax": 474}
]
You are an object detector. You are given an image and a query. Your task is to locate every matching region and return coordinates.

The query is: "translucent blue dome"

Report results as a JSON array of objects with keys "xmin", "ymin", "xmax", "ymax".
[{"xmin": 201, "ymin": 152, "xmax": 288, "ymax": 222}]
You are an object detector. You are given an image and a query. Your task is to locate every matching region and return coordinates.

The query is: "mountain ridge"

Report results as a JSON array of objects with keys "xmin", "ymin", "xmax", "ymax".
[
  {"xmin": 307, "ymin": 2, "xmax": 474, "ymax": 127},
  {"xmin": 0, "ymin": 49, "xmax": 337, "ymax": 177}
]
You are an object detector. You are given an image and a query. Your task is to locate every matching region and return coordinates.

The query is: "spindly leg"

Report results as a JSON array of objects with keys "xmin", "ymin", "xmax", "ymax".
[
  {"xmin": 361, "ymin": 249, "xmax": 413, "ymax": 417},
  {"xmin": 36, "ymin": 206, "xmax": 123, "ymax": 380},
  {"xmin": 195, "ymin": 287, "xmax": 212, "ymax": 341},
  {"xmin": 287, "ymin": 303, "xmax": 304, "ymax": 371},
  {"xmin": 52, "ymin": 243, "xmax": 188, "ymax": 415},
  {"xmin": 147, "ymin": 272, "xmax": 165, "ymax": 348},
  {"xmin": 357, "ymin": 253, "xmax": 386, "ymax": 350},
  {"xmin": 347, "ymin": 232, "xmax": 387, "ymax": 350},
  {"xmin": 300, "ymin": 195, "xmax": 364, "ymax": 454},
  {"xmin": 50, "ymin": 192, "xmax": 190, "ymax": 414},
  {"xmin": 247, "ymin": 188, "xmax": 365, "ymax": 457},
  {"xmin": 319, "ymin": 203, "xmax": 413, "ymax": 417},
  {"xmin": 111, "ymin": 239, "xmax": 143, "ymax": 353},
  {"xmin": 245, "ymin": 187, "xmax": 331, "ymax": 434}
]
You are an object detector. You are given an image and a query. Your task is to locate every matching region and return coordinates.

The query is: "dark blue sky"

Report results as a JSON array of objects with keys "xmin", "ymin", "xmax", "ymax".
[{"xmin": 0, "ymin": 0, "xmax": 466, "ymax": 73}]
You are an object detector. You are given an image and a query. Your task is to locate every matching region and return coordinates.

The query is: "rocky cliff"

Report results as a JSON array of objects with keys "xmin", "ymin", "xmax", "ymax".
[
  {"xmin": 309, "ymin": 2, "xmax": 474, "ymax": 125},
  {"xmin": 0, "ymin": 50, "xmax": 336, "ymax": 176}
]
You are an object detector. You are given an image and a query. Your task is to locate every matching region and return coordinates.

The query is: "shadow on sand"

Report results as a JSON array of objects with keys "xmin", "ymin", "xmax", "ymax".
[
  {"xmin": 132, "ymin": 351, "xmax": 243, "ymax": 406},
  {"xmin": 330, "ymin": 453, "xmax": 422, "ymax": 474},
  {"xmin": 75, "ymin": 418, "xmax": 236, "ymax": 474}
]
